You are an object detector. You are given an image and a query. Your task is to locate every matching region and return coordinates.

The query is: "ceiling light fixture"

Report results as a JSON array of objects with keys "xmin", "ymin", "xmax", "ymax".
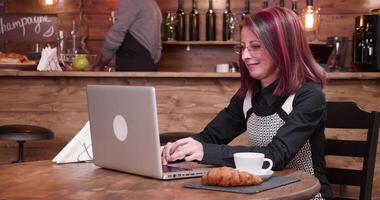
[
  {"xmin": 300, "ymin": 0, "xmax": 320, "ymax": 32},
  {"xmin": 39, "ymin": 0, "xmax": 59, "ymax": 6}
]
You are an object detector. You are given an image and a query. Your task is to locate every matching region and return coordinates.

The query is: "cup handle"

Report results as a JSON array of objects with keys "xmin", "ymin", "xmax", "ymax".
[{"xmin": 262, "ymin": 158, "xmax": 273, "ymax": 172}]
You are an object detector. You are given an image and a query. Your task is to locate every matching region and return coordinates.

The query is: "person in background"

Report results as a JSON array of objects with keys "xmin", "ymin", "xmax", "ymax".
[
  {"xmin": 96, "ymin": 0, "xmax": 162, "ymax": 71},
  {"xmin": 162, "ymin": 7, "xmax": 333, "ymax": 199}
]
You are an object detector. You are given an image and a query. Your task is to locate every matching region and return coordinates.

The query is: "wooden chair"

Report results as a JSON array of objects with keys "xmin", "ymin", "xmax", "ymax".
[{"xmin": 325, "ymin": 102, "xmax": 380, "ymax": 200}]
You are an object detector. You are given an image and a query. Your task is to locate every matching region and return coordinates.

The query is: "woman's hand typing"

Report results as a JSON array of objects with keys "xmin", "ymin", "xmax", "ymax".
[{"xmin": 161, "ymin": 137, "xmax": 204, "ymax": 165}]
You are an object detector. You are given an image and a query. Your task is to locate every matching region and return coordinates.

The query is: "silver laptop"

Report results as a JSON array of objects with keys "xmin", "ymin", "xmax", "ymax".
[{"xmin": 86, "ymin": 85, "xmax": 212, "ymax": 179}]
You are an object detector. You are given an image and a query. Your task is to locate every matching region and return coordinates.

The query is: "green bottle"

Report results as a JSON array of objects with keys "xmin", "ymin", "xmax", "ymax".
[
  {"xmin": 206, "ymin": 0, "xmax": 216, "ymax": 41},
  {"xmin": 291, "ymin": 0, "xmax": 298, "ymax": 14},
  {"xmin": 263, "ymin": 0, "xmax": 269, "ymax": 8},
  {"xmin": 175, "ymin": 0, "xmax": 186, "ymax": 41},
  {"xmin": 280, "ymin": 0, "xmax": 285, "ymax": 7},
  {"xmin": 223, "ymin": 0, "xmax": 232, "ymax": 41},
  {"xmin": 189, "ymin": 0, "xmax": 200, "ymax": 41},
  {"xmin": 161, "ymin": 19, "xmax": 167, "ymax": 41},
  {"xmin": 243, "ymin": 0, "xmax": 251, "ymax": 16}
]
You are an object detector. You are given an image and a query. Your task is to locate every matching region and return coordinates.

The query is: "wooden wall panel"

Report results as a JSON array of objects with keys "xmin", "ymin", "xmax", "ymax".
[
  {"xmin": 158, "ymin": 45, "xmax": 239, "ymax": 71},
  {"xmin": 5, "ymin": 0, "xmax": 80, "ymax": 14},
  {"xmin": 82, "ymin": 0, "xmax": 117, "ymax": 14},
  {"xmin": 86, "ymin": 14, "xmax": 113, "ymax": 40},
  {"xmin": 309, "ymin": 0, "xmax": 380, "ymax": 14},
  {"xmin": 325, "ymin": 80, "xmax": 380, "ymax": 111},
  {"xmin": 57, "ymin": 13, "xmax": 81, "ymax": 32},
  {"xmin": 0, "ymin": 76, "xmax": 379, "ymax": 198},
  {"xmin": 311, "ymin": 15, "xmax": 356, "ymax": 40}
]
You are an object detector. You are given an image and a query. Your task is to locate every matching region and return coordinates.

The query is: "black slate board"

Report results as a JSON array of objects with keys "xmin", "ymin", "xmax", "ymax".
[{"xmin": 184, "ymin": 176, "xmax": 300, "ymax": 194}]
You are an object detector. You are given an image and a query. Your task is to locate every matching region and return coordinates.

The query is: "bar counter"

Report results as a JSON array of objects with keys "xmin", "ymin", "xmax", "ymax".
[
  {"xmin": 0, "ymin": 71, "xmax": 379, "ymax": 151},
  {"xmin": 0, "ymin": 70, "xmax": 379, "ymax": 197}
]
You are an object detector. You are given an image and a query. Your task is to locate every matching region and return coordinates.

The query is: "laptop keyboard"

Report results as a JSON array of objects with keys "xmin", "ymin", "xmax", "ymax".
[{"xmin": 162, "ymin": 165, "xmax": 191, "ymax": 173}]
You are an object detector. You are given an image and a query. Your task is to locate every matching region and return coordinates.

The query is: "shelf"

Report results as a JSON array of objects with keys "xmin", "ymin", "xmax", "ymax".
[
  {"xmin": 162, "ymin": 40, "xmax": 329, "ymax": 46},
  {"xmin": 162, "ymin": 41, "xmax": 239, "ymax": 45},
  {"xmin": 308, "ymin": 41, "xmax": 328, "ymax": 45}
]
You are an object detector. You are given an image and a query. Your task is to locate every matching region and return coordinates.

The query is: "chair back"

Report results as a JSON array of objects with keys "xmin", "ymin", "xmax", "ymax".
[{"xmin": 325, "ymin": 101, "xmax": 380, "ymax": 200}]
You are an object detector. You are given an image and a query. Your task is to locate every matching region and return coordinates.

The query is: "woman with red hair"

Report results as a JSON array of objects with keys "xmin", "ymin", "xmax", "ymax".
[{"xmin": 162, "ymin": 7, "xmax": 332, "ymax": 199}]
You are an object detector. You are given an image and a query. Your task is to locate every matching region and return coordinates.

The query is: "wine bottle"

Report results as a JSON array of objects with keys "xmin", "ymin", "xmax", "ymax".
[
  {"xmin": 291, "ymin": 0, "xmax": 298, "ymax": 14},
  {"xmin": 175, "ymin": 0, "xmax": 186, "ymax": 41},
  {"xmin": 223, "ymin": 0, "xmax": 232, "ymax": 41},
  {"xmin": 161, "ymin": 13, "xmax": 168, "ymax": 41},
  {"xmin": 279, "ymin": 0, "xmax": 285, "ymax": 7},
  {"xmin": 262, "ymin": 0, "xmax": 269, "ymax": 8},
  {"xmin": 243, "ymin": 0, "xmax": 250, "ymax": 17},
  {"xmin": 206, "ymin": 0, "xmax": 216, "ymax": 41},
  {"xmin": 189, "ymin": 0, "xmax": 200, "ymax": 41}
]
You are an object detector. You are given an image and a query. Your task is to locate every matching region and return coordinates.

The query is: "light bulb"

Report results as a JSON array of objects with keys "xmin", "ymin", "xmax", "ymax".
[
  {"xmin": 300, "ymin": 0, "xmax": 320, "ymax": 32},
  {"xmin": 40, "ymin": 0, "xmax": 58, "ymax": 6},
  {"xmin": 305, "ymin": 7, "xmax": 315, "ymax": 29}
]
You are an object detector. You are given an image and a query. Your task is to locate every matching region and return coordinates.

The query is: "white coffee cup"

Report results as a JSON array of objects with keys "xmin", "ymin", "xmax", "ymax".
[
  {"xmin": 216, "ymin": 63, "xmax": 229, "ymax": 72},
  {"xmin": 234, "ymin": 152, "xmax": 273, "ymax": 174}
]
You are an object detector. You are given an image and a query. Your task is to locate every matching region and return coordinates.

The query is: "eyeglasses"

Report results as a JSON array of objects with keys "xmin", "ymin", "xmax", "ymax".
[{"xmin": 233, "ymin": 43, "xmax": 262, "ymax": 55}]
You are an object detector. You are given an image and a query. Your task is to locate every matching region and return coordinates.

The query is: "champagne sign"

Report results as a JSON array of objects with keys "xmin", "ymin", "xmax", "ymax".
[{"xmin": 0, "ymin": 14, "xmax": 57, "ymax": 42}]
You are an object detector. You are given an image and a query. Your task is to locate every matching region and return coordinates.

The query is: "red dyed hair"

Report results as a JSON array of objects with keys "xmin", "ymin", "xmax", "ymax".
[{"xmin": 237, "ymin": 7, "xmax": 326, "ymax": 97}]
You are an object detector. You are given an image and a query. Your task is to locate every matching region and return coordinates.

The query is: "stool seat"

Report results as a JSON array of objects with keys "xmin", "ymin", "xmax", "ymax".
[
  {"xmin": 0, "ymin": 125, "xmax": 54, "ymax": 141},
  {"xmin": 159, "ymin": 132, "xmax": 194, "ymax": 145},
  {"xmin": 0, "ymin": 124, "xmax": 54, "ymax": 163}
]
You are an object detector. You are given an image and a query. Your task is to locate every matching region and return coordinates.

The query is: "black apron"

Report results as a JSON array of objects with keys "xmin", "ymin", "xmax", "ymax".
[{"xmin": 115, "ymin": 32, "xmax": 156, "ymax": 71}]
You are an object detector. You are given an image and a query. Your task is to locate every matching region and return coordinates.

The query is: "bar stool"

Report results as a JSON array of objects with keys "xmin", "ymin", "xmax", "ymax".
[
  {"xmin": 0, "ymin": 124, "xmax": 54, "ymax": 163},
  {"xmin": 159, "ymin": 132, "xmax": 194, "ymax": 146}
]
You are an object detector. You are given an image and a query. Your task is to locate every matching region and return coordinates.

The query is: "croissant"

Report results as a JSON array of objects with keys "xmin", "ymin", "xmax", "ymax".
[
  {"xmin": 0, "ymin": 52, "xmax": 31, "ymax": 63},
  {"xmin": 201, "ymin": 167, "xmax": 263, "ymax": 187}
]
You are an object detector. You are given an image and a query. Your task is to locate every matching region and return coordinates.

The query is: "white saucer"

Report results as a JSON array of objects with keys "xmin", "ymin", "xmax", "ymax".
[
  {"xmin": 236, "ymin": 169, "xmax": 274, "ymax": 180},
  {"xmin": 253, "ymin": 170, "xmax": 274, "ymax": 181}
]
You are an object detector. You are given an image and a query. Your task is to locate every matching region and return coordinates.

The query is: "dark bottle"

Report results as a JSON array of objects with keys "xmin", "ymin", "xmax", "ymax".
[
  {"xmin": 175, "ymin": 0, "xmax": 186, "ymax": 41},
  {"xmin": 242, "ymin": 0, "xmax": 251, "ymax": 17},
  {"xmin": 279, "ymin": 0, "xmax": 285, "ymax": 7},
  {"xmin": 206, "ymin": 0, "xmax": 216, "ymax": 40},
  {"xmin": 189, "ymin": 0, "xmax": 200, "ymax": 41},
  {"xmin": 262, "ymin": 0, "xmax": 269, "ymax": 8},
  {"xmin": 223, "ymin": 0, "xmax": 232, "ymax": 41},
  {"xmin": 291, "ymin": 0, "xmax": 298, "ymax": 14},
  {"xmin": 161, "ymin": 17, "xmax": 167, "ymax": 41}
]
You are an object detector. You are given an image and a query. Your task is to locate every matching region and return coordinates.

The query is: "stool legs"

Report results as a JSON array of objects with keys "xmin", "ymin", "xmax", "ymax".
[{"xmin": 12, "ymin": 141, "xmax": 25, "ymax": 163}]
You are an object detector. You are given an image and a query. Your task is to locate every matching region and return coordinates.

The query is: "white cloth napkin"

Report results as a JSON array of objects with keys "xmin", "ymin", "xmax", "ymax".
[
  {"xmin": 52, "ymin": 121, "xmax": 93, "ymax": 163},
  {"xmin": 37, "ymin": 47, "xmax": 62, "ymax": 71}
]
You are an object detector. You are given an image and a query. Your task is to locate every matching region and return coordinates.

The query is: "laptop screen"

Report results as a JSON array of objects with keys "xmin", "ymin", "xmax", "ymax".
[{"xmin": 87, "ymin": 85, "xmax": 164, "ymax": 179}]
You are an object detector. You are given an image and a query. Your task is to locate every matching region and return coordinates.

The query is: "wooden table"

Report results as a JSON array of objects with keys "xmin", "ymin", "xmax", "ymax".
[{"xmin": 0, "ymin": 160, "xmax": 320, "ymax": 200}]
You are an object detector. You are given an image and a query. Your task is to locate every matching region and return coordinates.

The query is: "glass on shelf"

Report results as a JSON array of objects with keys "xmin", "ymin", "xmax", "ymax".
[
  {"xmin": 313, "ymin": 7, "xmax": 322, "ymax": 42},
  {"xmin": 227, "ymin": 13, "xmax": 242, "ymax": 41}
]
